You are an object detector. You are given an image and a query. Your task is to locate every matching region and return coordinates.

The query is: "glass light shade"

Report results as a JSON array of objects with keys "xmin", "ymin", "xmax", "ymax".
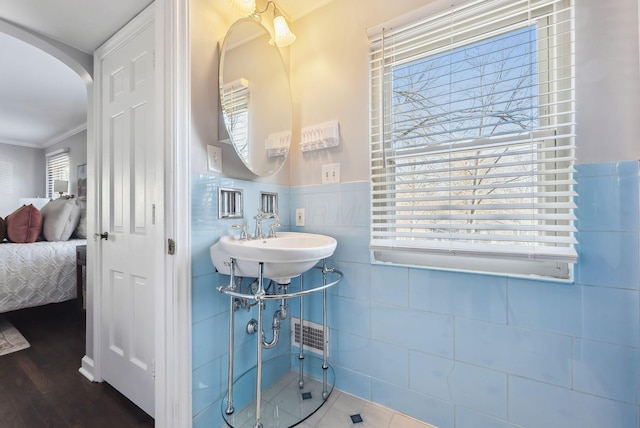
[
  {"xmin": 54, "ymin": 180, "xmax": 68, "ymax": 194},
  {"xmin": 272, "ymin": 15, "xmax": 296, "ymax": 47},
  {"xmin": 230, "ymin": 0, "xmax": 256, "ymax": 15}
]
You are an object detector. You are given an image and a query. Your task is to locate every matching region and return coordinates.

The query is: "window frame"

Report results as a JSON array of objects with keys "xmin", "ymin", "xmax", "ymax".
[
  {"xmin": 368, "ymin": 0, "xmax": 576, "ymax": 280},
  {"xmin": 46, "ymin": 150, "xmax": 70, "ymax": 199}
]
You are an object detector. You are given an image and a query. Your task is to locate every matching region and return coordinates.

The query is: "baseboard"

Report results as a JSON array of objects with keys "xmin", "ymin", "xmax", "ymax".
[{"xmin": 79, "ymin": 355, "xmax": 95, "ymax": 381}]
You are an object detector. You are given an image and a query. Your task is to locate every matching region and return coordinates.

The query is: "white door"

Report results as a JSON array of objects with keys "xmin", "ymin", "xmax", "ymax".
[{"xmin": 99, "ymin": 20, "xmax": 158, "ymax": 417}]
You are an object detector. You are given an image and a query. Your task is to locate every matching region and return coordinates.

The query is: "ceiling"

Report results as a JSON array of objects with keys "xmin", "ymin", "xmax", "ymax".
[
  {"xmin": 0, "ymin": 31, "xmax": 88, "ymax": 148},
  {"xmin": 0, "ymin": 0, "xmax": 154, "ymax": 149},
  {"xmin": 0, "ymin": 0, "xmax": 330, "ymax": 150}
]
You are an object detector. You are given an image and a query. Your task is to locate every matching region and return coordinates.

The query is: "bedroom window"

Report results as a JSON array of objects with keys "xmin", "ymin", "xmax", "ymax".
[
  {"xmin": 46, "ymin": 150, "xmax": 70, "ymax": 199},
  {"xmin": 369, "ymin": 0, "xmax": 576, "ymax": 279}
]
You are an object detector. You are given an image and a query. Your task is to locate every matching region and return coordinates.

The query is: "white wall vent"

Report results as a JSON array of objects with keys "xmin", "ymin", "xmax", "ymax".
[{"xmin": 291, "ymin": 317, "xmax": 328, "ymax": 357}]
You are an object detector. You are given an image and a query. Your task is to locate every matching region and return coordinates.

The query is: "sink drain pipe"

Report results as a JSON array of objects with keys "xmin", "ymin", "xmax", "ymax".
[{"xmin": 247, "ymin": 296, "xmax": 288, "ymax": 349}]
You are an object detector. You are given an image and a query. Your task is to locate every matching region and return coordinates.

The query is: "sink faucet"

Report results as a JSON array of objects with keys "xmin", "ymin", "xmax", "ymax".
[
  {"xmin": 254, "ymin": 210, "xmax": 281, "ymax": 239},
  {"xmin": 254, "ymin": 210, "xmax": 266, "ymax": 239},
  {"xmin": 267, "ymin": 213, "xmax": 281, "ymax": 238},
  {"xmin": 232, "ymin": 224, "xmax": 248, "ymax": 240}
]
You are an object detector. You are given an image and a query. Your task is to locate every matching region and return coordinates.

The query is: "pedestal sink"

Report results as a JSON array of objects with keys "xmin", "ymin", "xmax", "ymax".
[
  {"xmin": 214, "ymin": 232, "xmax": 342, "ymax": 428},
  {"xmin": 210, "ymin": 232, "xmax": 337, "ymax": 283}
]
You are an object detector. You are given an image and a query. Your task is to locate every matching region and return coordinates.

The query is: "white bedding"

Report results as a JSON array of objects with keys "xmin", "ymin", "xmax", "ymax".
[{"xmin": 0, "ymin": 239, "xmax": 86, "ymax": 313}]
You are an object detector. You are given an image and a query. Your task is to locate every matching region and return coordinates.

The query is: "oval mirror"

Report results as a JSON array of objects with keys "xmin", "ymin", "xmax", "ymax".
[{"xmin": 219, "ymin": 18, "xmax": 292, "ymax": 177}]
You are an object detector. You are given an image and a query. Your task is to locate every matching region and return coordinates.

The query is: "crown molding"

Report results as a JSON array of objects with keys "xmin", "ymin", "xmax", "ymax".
[
  {"xmin": 42, "ymin": 123, "xmax": 87, "ymax": 148},
  {"xmin": 0, "ymin": 123, "xmax": 87, "ymax": 149}
]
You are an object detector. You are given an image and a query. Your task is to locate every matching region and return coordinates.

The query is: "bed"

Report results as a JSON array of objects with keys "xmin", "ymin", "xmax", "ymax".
[
  {"xmin": 0, "ymin": 239, "xmax": 87, "ymax": 313},
  {"xmin": 0, "ymin": 195, "xmax": 89, "ymax": 313}
]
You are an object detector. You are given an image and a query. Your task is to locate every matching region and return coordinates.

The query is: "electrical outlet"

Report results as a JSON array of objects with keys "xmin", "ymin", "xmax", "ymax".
[
  {"xmin": 295, "ymin": 208, "xmax": 305, "ymax": 226},
  {"xmin": 207, "ymin": 145, "xmax": 222, "ymax": 173},
  {"xmin": 321, "ymin": 163, "xmax": 340, "ymax": 184}
]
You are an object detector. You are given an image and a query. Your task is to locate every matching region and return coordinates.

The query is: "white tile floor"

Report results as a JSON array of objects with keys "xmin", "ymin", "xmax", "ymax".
[
  {"xmin": 222, "ymin": 371, "xmax": 436, "ymax": 428},
  {"xmin": 298, "ymin": 388, "xmax": 437, "ymax": 428}
]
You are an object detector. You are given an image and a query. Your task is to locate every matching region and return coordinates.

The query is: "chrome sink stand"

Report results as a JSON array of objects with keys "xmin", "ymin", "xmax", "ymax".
[
  {"xmin": 223, "ymin": 258, "xmax": 237, "ymax": 416},
  {"xmin": 218, "ymin": 259, "xmax": 342, "ymax": 428},
  {"xmin": 298, "ymin": 259, "xmax": 333, "ymax": 399},
  {"xmin": 321, "ymin": 259, "xmax": 331, "ymax": 399},
  {"xmin": 255, "ymin": 262, "xmax": 266, "ymax": 427},
  {"xmin": 298, "ymin": 274, "xmax": 305, "ymax": 389}
]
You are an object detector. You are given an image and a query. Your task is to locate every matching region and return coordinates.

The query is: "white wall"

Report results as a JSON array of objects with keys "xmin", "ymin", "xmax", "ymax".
[
  {"xmin": 289, "ymin": 0, "xmax": 431, "ymax": 185},
  {"xmin": 0, "ymin": 131, "xmax": 87, "ymax": 218},
  {"xmin": 190, "ymin": 0, "xmax": 640, "ymax": 185},
  {"xmin": 288, "ymin": 0, "xmax": 640, "ymax": 186},
  {"xmin": 0, "ymin": 143, "xmax": 45, "ymax": 217},
  {"xmin": 575, "ymin": 0, "xmax": 640, "ymax": 163}
]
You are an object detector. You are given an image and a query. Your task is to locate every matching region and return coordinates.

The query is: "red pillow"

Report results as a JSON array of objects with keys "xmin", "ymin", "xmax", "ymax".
[
  {"xmin": 0, "ymin": 216, "xmax": 6, "ymax": 242},
  {"xmin": 5, "ymin": 204, "xmax": 43, "ymax": 243}
]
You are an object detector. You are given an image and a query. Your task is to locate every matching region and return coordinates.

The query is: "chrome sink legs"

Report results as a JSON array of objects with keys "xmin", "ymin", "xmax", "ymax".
[
  {"xmin": 298, "ymin": 274, "xmax": 305, "ymax": 389},
  {"xmin": 254, "ymin": 262, "xmax": 265, "ymax": 428},
  {"xmin": 223, "ymin": 259, "xmax": 237, "ymax": 415},
  {"xmin": 218, "ymin": 259, "xmax": 343, "ymax": 428}
]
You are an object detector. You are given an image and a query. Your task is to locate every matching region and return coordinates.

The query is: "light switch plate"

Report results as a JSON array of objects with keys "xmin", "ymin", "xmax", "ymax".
[{"xmin": 321, "ymin": 163, "xmax": 340, "ymax": 184}]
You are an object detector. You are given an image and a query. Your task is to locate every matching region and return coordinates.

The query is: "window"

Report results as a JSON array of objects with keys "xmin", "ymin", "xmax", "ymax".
[
  {"xmin": 369, "ymin": 0, "xmax": 576, "ymax": 279},
  {"xmin": 46, "ymin": 150, "xmax": 70, "ymax": 198},
  {"xmin": 221, "ymin": 78, "xmax": 250, "ymax": 161}
]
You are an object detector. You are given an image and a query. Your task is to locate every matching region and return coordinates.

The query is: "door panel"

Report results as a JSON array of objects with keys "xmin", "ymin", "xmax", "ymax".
[{"xmin": 99, "ymin": 21, "xmax": 156, "ymax": 417}]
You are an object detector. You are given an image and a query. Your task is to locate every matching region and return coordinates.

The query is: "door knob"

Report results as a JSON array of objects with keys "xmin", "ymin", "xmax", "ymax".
[{"xmin": 94, "ymin": 232, "xmax": 109, "ymax": 241}]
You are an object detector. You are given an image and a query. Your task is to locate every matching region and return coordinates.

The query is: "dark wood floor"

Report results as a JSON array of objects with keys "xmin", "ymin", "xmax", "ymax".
[{"xmin": 1, "ymin": 301, "xmax": 154, "ymax": 427}]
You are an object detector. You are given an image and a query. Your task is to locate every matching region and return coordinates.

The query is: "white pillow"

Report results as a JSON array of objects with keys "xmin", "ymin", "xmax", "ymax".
[
  {"xmin": 41, "ymin": 197, "xmax": 81, "ymax": 241},
  {"xmin": 74, "ymin": 209, "xmax": 87, "ymax": 239}
]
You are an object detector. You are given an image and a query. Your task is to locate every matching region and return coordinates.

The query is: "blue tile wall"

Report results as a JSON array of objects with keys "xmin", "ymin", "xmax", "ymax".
[
  {"xmin": 190, "ymin": 174, "xmax": 291, "ymax": 428},
  {"xmin": 575, "ymin": 161, "xmax": 640, "ymax": 290},
  {"xmin": 192, "ymin": 161, "xmax": 640, "ymax": 427},
  {"xmin": 448, "ymin": 362, "xmax": 508, "ymax": 419},
  {"xmin": 508, "ymin": 376, "xmax": 638, "ymax": 428}
]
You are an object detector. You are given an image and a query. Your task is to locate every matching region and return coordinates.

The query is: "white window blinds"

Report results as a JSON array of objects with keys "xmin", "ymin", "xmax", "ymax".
[
  {"xmin": 221, "ymin": 78, "xmax": 250, "ymax": 160},
  {"xmin": 369, "ymin": 0, "xmax": 576, "ymax": 279},
  {"xmin": 46, "ymin": 150, "xmax": 70, "ymax": 199}
]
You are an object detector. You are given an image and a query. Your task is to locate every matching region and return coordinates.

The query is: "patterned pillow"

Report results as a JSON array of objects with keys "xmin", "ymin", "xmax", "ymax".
[
  {"xmin": 5, "ymin": 204, "xmax": 43, "ymax": 243},
  {"xmin": 0, "ymin": 216, "xmax": 6, "ymax": 242}
]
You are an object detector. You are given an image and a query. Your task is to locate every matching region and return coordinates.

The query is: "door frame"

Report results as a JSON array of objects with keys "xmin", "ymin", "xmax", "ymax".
[
  {"xmin": 88, "ymin": 1, "xmax": 192, "ymax": 427},
  {"xmin": 156, "ymin": 0, "xmax": 192, "ymax": 425}
]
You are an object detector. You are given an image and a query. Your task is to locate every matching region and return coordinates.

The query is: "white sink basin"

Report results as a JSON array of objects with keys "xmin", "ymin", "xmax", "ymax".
[{"xmin": 210, "ymin": 232, "xmax": 337, "ymax": 283}]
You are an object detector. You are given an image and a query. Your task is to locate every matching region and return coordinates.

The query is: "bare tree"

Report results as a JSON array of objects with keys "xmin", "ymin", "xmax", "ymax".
[{"xmin": 384, "ymin": 27, "xmax": 541, "ymax": 240}]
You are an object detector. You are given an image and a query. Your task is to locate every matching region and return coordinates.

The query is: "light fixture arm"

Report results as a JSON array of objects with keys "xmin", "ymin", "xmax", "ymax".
[
  {"xmin": 247, "ymin": 0, "xmax": 296, "ymax": 47},
  {"xmin": 253, "ymin": 1, "xmax": 280, "ymax": 17}
]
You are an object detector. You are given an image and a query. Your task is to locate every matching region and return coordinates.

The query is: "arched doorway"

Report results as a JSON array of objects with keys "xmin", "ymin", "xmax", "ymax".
[{"xmin": 0, "ymin": 18, "xmax": 97, "ymax": 369}]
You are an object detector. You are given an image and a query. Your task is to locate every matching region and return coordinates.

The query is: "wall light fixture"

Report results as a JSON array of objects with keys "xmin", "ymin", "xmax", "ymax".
[
  {"xmin": 230, "ymin": 0, "xmax": 256, "ymax": 16},
  {"xmin": 229, "ymin": 0, "xmax": 296, "ymax": 47}
]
